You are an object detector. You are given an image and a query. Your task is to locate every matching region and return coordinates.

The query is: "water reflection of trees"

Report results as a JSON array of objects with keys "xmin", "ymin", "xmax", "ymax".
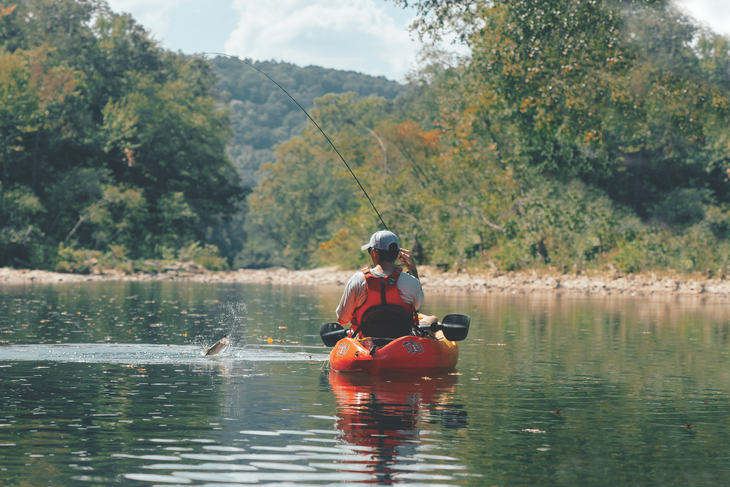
[{"xmin": 329, "ymin": 371, "xmax": 468, "ymax": 484}]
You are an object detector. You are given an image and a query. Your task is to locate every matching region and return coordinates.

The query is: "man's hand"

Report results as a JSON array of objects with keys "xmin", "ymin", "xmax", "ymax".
[{"xmin": 398, "ymin": 248, "xmax": 419, "ymax": 279}]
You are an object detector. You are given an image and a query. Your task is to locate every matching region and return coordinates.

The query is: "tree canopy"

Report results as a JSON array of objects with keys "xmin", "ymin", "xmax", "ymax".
[
  {"xmin": 242, "ymin": 0, "xmax": 730, "ymax": 275},
  {"xmin": 4, "ymin": 0, "xmax": 730, "ymax": 277},
  {"xmin": 0, "ymin": 0, "xmax": 244, "ymax": 269},
  {"xmin": 212, "ymin": 57, "xmax": 405, "ymax": 187}
]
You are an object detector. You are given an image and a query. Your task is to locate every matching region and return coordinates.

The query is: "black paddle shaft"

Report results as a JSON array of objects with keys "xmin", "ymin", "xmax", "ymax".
[{"xmin": 320, "ymin": 314, "xmax": 470, "ymax": 346}]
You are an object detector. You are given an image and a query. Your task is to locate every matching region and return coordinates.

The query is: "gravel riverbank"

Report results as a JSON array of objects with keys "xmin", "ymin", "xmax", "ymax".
[{"xmin": 1, "ymin": 265, "xmax": 729, "ymax": 299}]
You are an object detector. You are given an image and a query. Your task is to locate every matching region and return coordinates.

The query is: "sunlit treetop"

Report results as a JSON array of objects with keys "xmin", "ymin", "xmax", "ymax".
[{"xmin": 392, "ymin": 0, "xmax": 673, "ymax": 43}]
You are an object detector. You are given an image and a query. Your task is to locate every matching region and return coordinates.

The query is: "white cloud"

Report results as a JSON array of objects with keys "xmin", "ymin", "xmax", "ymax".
[
  {"xmin": 104, "ymin": 0, "xmax": 183, "ymax": 42},
  {"xmin": 674, "ymin": 0, "xmax": 730, "ymax": 37},
  {"xmin": 225, "ymin": 0, "xmax": 420, "ymax": 81}
]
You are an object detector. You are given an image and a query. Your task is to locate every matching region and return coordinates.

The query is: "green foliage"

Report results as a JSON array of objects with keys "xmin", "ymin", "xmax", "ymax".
[
  {"xmin": 648, "ymin": 188, "xmax": 714, "ymax": 228},
  {"xmin": 0, "ymin": 0, "xmax": 245, "ymax": 271},
  {"xmin": 54, "ymin": 240, "xmax": 228, "ymax": 274},
  {"xmin": 2, "ymin": 184, "xmax": 45, "ymax": 229},
  {"xmin": 154, "ymin": 192, "xmax": 199, "ymax": 250},
  {"xmin": 177, "ymin": 242, "xmax": 228, "ymax": 271},
  {"xmin": 241, "ymin": 100, "xmax": 361, "ymax": 269},
  {"xmin": 704, "ymin": 205, "xmax": 730, "ymax": 240},
  {"xmin": 242, "ymin": 0, "xmax": 730, "ymax": 276},
  {"xmin": 611, "ymin": 224, "xmax": 730, "ymax": 275},
  {"xmin": 391, "ymin": 0, "xmax": 489, "ymax": 42},
  {"xmin": 0, "ymin": 184, "xmax": 45, "ymax": 266},
  {"xmin": 55, "ymin": 243, "xmax": 102, "ymax": 274},
  {"xmin": 243, "ymin": 91, "xmax": 516, "ymax": 270},
  {"xmin": 4, "ymin": 0, "xmax": 730, "ymax": 278},
  {"xmin": 212, "ymin": 57, "xmax": 406, "ymax": 187},
  {"xmin": 491, "ymin": 179, "xmax": 641, "ymax": 272},
  {"xmin": 83, "ymin": 185, "xmax": 149, "ymax": 253}
]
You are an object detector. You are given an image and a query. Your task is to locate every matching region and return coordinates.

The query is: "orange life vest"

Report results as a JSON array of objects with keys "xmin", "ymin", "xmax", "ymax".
[{"xmin": 351, "ymin": 266, "xmax": 418, "ymax": 337}]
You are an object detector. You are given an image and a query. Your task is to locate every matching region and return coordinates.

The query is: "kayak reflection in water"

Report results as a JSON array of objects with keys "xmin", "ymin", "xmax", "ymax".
[
  {"xmin": 329, "ymin": 371, "xmax": 468, "ymax": 484},
  {"xmin": 336, "ymin": 230, "xmax": 438, "ymax": 342}
]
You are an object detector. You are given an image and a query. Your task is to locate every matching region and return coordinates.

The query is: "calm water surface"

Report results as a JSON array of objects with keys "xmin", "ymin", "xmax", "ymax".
[{"xmin": 1, "ymin": 281, "xmax": 729, "ymax": 485}]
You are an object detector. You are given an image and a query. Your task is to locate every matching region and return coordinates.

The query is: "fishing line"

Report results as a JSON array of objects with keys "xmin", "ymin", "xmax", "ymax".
[{"xmin": 178, "ymin": 52, "xmax": 389, "ymax": 231}]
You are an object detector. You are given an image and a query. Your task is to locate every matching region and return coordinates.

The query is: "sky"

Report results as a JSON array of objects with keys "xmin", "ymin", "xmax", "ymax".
[{"xmin": 104, "ymin": 0, "xmax": 730, "ymax": 83}]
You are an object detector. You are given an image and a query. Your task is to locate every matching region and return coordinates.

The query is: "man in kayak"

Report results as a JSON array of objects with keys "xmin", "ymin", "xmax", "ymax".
[{"xmin": 335, "ymin": 230, "xmax": 437, "ymax": 339}]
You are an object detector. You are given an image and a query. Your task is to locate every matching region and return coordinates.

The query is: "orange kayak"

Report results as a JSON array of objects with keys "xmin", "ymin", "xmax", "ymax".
[{"xmin": 328, "ymin": 331, "xmax": 459, "ymax": 375}]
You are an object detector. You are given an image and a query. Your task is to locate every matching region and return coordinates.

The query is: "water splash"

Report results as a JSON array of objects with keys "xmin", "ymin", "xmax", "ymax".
[
  {"xmin": 193, "ymin": 300, "xmax": 247, "ymax": 354},
  {"xmin": 217, "ymin": 300, "xmax": 248, "ymax": 346}
]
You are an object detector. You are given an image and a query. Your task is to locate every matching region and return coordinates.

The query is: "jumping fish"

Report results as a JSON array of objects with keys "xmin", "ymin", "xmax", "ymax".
[{"xmin": 204, "ymin": 337, "xmax": 229, "ymax": 356}]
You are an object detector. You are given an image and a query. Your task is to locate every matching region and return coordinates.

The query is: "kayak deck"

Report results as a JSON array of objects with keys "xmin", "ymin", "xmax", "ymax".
[{"xmin": 328, "ymin": 331, "xmax": 459, "ymax": 375}]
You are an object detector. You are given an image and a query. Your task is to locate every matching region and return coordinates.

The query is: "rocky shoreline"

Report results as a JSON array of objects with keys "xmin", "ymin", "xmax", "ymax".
[{"xmin": 1, "ymin": 265, "xmax": 729, "ymax": 299}]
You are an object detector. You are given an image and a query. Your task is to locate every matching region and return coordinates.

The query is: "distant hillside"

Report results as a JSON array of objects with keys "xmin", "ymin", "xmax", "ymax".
[{"xmin": 212, "ymin": 57, "xmax": 406, "ymax": 187}]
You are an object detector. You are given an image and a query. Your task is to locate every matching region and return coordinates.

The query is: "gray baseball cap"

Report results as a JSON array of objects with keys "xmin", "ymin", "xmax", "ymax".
[{"xmin": 361, "ymin": 230, "xmax": 399, "ymax": 251}]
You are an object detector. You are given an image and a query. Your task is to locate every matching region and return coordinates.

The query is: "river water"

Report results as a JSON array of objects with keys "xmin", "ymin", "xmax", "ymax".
[{"xmin": 0, "ymin": 281, "xmax": 729, "ymax": 485}]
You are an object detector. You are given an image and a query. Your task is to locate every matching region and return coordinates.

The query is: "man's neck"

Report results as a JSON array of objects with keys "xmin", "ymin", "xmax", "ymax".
[{"xmin": 371, "ymin": 260, "xmax": 396, "ymax": 275}]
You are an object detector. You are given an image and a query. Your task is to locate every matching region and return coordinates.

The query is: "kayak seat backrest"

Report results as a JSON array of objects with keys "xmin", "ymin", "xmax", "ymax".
[{"xmin": 358, "ymin": 305, "xmax": 414, "ymax": 344}]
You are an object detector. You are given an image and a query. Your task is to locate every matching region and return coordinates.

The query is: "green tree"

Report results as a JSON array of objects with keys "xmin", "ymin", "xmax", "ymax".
[
  {"xmin": 0, "ymin": 183, "xmax": 45, "ymax": 266},
  {"xmin": 0, "ymin": 0, "xmax": 245, "ymax": 268},
  {"xmin": 212, "ymin": 57, "xmax": 406, "ymax": 187}
]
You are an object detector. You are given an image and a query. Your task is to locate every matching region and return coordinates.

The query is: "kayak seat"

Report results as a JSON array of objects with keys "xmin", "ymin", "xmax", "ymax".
[{"xmin": 357, "ymin": 305, "xmax": 415, "ymax": 346}]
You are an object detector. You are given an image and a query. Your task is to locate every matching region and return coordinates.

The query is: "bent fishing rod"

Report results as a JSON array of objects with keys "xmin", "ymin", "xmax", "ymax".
[{"xmin": 178, "ymin": 52, "xmax": 389, "ymax": 231}]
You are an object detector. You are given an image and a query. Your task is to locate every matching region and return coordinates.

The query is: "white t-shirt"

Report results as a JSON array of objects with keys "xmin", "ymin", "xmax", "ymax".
[{"xmin": 335, "ymin": 268, "xmax": 424, "ymax": 325}]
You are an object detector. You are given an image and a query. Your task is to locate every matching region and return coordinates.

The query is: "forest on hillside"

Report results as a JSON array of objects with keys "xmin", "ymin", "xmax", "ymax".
[
  {"xmin": 2, "ymin": 0, "xmax": 730, "ymax": 277},
  {"xmin": 212, "ymin": 57, "xmax": 405, "ymax": 187}
]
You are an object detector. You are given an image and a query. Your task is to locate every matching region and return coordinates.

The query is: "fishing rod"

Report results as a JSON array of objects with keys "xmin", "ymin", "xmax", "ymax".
[{"xmin": 178, "ymin": 52, "xmax": 389, "ymax": 231}]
